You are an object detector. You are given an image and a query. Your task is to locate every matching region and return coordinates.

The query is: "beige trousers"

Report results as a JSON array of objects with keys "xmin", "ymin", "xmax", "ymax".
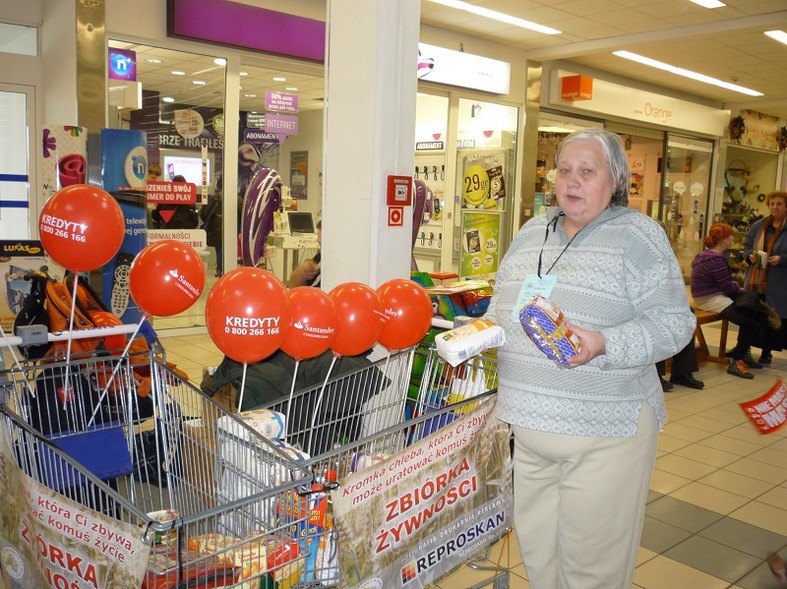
[{"xmin": 512, "ymin": 404, "xmax": 658, "ymax": 589}]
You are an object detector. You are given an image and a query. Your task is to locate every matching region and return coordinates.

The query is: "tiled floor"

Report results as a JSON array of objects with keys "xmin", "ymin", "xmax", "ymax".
[{"xmin": 158, "ymin": 323, "xmax": 787, "ymax": 589}]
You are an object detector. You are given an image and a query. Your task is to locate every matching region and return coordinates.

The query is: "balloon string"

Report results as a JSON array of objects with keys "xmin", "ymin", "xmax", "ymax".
[
  {"xmin": 284, "ymin": 360, "xmax": 300, "ymax": 443},
  {"xmin": 237, "ymin": 362, "xmax": 248, "ymax": 413},
  {"xmin": 307, "ymin": 354, "xmax": 338, "ymax": 456},
  {"xmin": 86, "ymin": 316, "xmax": 146, "ymax": 429},
  {"xmin": 368, "ymin": 350, "xmax": 393, "ymax": 444},
  {"xmin": 62, "ymin": 273, "xmax": 80, "ymax": 408}
]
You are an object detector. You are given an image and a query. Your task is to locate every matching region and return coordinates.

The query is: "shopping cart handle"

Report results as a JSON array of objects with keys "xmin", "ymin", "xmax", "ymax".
[{"xmin": 2, "ymin": 323, "xmax": 142, "ymax": 349}]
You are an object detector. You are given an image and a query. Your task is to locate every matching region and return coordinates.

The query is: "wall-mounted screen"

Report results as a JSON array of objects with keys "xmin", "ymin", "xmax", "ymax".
[{"xmin": 160, "ymin": 148, "xmax": 214, "ymax": 187}]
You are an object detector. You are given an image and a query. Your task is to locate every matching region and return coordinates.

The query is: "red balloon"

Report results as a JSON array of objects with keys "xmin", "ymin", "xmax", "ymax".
[
  {"xmin": 39, "ymin": 184, "xmax": 125, "ymax": 272},
  {"xmin": 129, "ymin": 240, "xmax": 206, "ymax": 317},
  {"xmin": 205, "ymin": 267, "xmax": 291, "ymax": 363},
  {"xmin": 329, "ymin": 282, "xmax": 386, "ymax": 357},
  {"xmin": 377, "ymin": 279, "xmax": 433, "ymax": 350},
  {"xmin": 281, "ymin": 287, "xmax": 337, "ymax": 361}
]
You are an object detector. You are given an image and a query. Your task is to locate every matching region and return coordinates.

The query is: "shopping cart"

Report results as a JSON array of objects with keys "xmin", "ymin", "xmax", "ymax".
[
  {"xmin": 0, "ymin": 337, "xmax": 315, "ymax": 588},
  {"xmin": 252, "ymin": 343, "xmax": 509, "ymax": 588}
]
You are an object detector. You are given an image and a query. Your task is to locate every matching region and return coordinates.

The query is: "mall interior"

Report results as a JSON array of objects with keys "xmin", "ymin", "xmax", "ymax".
[{"xmin": 2, "ymin": 1, "xmax": 787, "ymax": 588}]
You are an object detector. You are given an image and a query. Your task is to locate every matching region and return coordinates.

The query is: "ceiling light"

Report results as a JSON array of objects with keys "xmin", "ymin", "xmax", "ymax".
[
  {"xmin": 765, "ymin": 30, "xmax": 787, "ymax": 46},
  {"xmin": 688, "ymin": 0, "xmax": 725, "ymax": 7},
  {"xmin": 162, "ymin": 97, "xmax": 175, "ymax": 103},
  {"xmin": 244, "ymin": 94, "xmax": 257, "ymax": 98},
  {"xmin": 427, "ymin": 0, "xmax": 560, "ymax": 35},
  {"xmin": 171, "ymin": 70, "xmax": 186, "ymax": 76},
  {"xmin": 146, "ymin": 58, "xmax": 162, "ymax": 64},
  {"xmin": 192, "ymin": 80, "xmax": 206, "ymax": 85},
  {"xmin": 613, "ymin": 51, "xmax": 763, "ymax": 96},
  {"xmin": 285, "ymin": 87, "xmax": 299, "ymax": 91},
  {"xmin": 272, "ymin": 76, "xmax": 287, "ymax": 82},
  {"xmin": 240, "ymin": 71, "xmax": 249, "ymax": 76},
  {"xmin": 214, "ymin": 58, "xmax": 227, "ymax": 66}
]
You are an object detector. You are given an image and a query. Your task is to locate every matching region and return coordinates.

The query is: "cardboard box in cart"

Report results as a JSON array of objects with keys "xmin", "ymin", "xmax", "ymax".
[{"xmin": 181, "ymin": 374, "xmax": 237, "ymax": 509}]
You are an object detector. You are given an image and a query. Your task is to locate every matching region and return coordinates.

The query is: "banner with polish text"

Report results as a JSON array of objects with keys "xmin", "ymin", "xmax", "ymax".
[
  {"xmin": 330, "ymin": 396, "xmax": 512, "ymax": 589},
  {"xmin": 0, "ymin": 427, "xmax": 149, "ymax": 588},
  {"xmin": 740, "ymin": 377, "xmax": 787, "ymax": 434}
]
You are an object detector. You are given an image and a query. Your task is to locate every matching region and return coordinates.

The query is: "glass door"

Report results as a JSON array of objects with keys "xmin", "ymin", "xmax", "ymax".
[
  {"xmin": 454, "ymin": 98, "xmax": 519, "ymax": 282},
  {"xmin": 662, "ymin": 134, "xmax": 715, "ymax": 279},
  {"xmin": 0, "ymin": 84, "xmax": 34, "ymax": 239}
]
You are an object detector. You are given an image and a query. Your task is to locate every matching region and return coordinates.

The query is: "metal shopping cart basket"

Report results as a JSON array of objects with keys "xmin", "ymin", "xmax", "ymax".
[
  {"xmin": 248, "ymin": 343, "xmax": 512, "ymax": 588},
  {"xmin": 0, "ymin": 340, "xmax": 315, "ymax": 588}
]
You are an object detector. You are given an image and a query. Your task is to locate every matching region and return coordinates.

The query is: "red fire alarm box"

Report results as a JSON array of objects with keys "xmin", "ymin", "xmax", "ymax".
[{"xmin": 387, "ymin": 175, "xmax": 412, "ymax": 206}]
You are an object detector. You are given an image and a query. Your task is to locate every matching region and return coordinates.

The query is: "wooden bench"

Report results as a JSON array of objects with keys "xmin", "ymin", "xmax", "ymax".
[{"xmin": 693, "ymin": 308, "xmax": 729, "ymax": 364}]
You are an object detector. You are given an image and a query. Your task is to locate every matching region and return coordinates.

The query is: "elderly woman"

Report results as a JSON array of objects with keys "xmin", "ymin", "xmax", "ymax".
[
  {"xmin": 743, "ymin": 191, "xmax": 787, "ymax": 364},
  {"xmin": 485, "ymin": 128, "xmax": 695, "ymax": 589}
]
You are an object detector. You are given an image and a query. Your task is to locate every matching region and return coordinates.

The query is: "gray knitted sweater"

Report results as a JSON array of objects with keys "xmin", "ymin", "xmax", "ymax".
[{"xmin": 486, "ymin": 206, "xmax": 695, "ymax": 437}]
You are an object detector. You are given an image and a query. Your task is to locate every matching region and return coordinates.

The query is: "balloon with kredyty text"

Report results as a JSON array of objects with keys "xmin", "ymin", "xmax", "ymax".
[
  {"xmin": 205, "ymin": 267, "xmax": 291, "ymax": 363},
  {"xmin": 281, "ymin": 287, "xmax": 338, "ymax": 361},
  {"xmin": 129, "ymin": 240, "xmax": 206, "ymax": 317},
  {"xmin": 39, "ymin": 184, "xmax": 125, "ymax": 272},
  {"xmin": 329, "ymin": 282, "xmax": 386, "ymax": 357},
  {"xmin": 377, "ymin": 278, "xmax": 433, "ymax": 350}
]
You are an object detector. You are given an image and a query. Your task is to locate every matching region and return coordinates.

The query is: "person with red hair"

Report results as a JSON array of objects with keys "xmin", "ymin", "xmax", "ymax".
[{"xmin": 691, "ymin": 223, "xmax": 763, "ymax": 379}]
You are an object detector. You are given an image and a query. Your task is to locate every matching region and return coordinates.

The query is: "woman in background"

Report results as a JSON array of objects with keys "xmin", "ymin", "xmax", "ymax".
[{"xmin": 691, "ymin": 223, "xmax": 764, "ymax": 379}]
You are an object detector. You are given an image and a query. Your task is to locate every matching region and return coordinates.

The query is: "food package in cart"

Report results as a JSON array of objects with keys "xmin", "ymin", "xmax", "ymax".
[
  {"xmin": 216, "ymin": 408, "xmax": 286, "ymax": 442},
  {"xmin": 435, "ymin": 318, "xmax": 505, "ymax": 367},
  {"xmin": 276, "ymin": 487, "xmax": 336, "ymax": 584},
  {"xmin": 519, "ymin": 296, "xmax": 581, "ymax": 365}
]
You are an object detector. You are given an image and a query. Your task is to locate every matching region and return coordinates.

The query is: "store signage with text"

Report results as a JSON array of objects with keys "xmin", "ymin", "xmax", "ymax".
[
  {"xmin": 549, "ymin": 69, "xmax": 730, "ymax": 136},
  {"xmin": 266, "ymin": 91, "xmax": 299, "ymax": 112},
  {"xmin": 416, "ymin": 141, "xmax": 445, "ymax": 151},
  {"xmin": 264, "ymin": 114, "xmax": 299, "ymax": 135},
  {"xmin": 146, "ymin": 181, "xmax": 197, "ymax": 204},
  {"xmin": 244, "ymin": 129, "xmax": 281, "ymax": 143}
]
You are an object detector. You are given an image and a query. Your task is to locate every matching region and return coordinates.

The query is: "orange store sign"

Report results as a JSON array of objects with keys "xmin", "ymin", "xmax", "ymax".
[{"xmin": 561, "ymin": 75, "xmax": 593, "ymax": 101}]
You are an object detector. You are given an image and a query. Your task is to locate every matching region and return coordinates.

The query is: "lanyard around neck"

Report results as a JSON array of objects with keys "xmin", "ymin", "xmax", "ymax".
[{"xmin": 537, "ymin": 212, "xmax": 582, "ymax": 278}]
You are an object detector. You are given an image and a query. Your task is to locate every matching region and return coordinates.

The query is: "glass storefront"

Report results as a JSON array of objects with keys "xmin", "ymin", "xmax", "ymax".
[
  {"xmin": 413, "ymin": 93, "xmax": 520, "ymax": 282},
  {"xmin": 105, "ymin": 40, "xmax": 324, "ymax": 331}
]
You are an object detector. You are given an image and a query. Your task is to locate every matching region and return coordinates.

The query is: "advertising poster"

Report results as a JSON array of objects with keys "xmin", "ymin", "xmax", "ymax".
[
  {"xmin": 0, "ymin": 426, "xmax": 149, "ymax": 588},
  {"xmin": 41, "ymin": 126, "xmax": 88, "ymax": 201},
  {"xmin": 331, "ymin": 398, "xmax": 512, "ymax": 589},
  {"xmin": 459, "ymin": 211, "xmax": 501, "ymax": 281},
  {"xmin": 740, "ymin": 377, "xmax": 787, "ymax": 434},
  {"xmin": 100, "ymin": 129, "xmax": 148, "ymax": 323},
  {"xmin": 0, "ymin": 241, "xmax": 64, "ymax": 331},
  {"xmin": 290, "ymin": 151, "xmax": 309, "ymax": 200}
]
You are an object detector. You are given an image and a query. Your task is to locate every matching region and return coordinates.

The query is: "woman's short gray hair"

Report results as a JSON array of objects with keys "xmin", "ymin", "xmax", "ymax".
[{"xmin": 554, "ymin": 128, "xmax": 630, "ymax": 207}]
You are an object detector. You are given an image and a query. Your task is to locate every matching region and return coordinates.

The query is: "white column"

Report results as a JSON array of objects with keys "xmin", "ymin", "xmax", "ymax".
[{"xmin": 321, "ymin": 0, "xmax": 420, "ymax": 291}]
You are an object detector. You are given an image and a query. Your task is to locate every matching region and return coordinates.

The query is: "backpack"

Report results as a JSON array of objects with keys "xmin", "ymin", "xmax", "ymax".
[{"xmin": 14, "ymin": 273, "xmax": 125, "ymax": 360}]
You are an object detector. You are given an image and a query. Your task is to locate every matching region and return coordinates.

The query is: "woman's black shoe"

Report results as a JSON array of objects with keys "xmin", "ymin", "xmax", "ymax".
[
  {"xmin": 670, "ymin": 374, "xmax": 705, "ymax": 390},
  {"xmin": 760, "ymin": 353, "xmax": 773, "ymax": 365},
  {"xmin": 659, "ymin": 377, "xmax": 674, "ymax": 392}
]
